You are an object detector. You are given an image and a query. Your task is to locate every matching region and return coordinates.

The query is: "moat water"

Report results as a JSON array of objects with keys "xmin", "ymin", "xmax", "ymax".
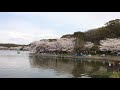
[{"xmin": 0, "ymin": 50, "xmax": 120, "ymax": 78}]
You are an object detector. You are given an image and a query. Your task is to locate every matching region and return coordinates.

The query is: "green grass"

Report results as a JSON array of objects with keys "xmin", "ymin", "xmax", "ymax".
[{"xmin": 91, "ymin": 71, "xmax": 120, "ymax": 78}]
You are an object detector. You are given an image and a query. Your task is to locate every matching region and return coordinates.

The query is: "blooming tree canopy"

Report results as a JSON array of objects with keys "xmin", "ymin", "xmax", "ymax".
[
  {"xmin": 29, "ymin": 38, "xmax": 75, "ymax": 54},
  {"xmin": 84, "ymin": 42, "xmax": 94, "ymax": 49},
  {"xmin": 99, "ymin": 38, "xmax": 120, "ymax": 52}
]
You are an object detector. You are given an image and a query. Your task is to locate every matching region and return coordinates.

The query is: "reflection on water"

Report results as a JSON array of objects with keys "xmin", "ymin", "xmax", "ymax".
[
  {"xmin": 0, "ymin": 50, "xmax": 120, "ymax": 78},
  {"xmin": 29, "ymin": 55, "xmax": 120, "ymax": 78}
]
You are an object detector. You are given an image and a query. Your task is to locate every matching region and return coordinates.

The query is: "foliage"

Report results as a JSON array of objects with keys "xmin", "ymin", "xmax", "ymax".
[
  {"xmin": 48, "ymin": 39, "xmax": 57, "ymax": 42},
  {"xmin": 99, "ymin": 38, "xmax": 120, "ymax": 52},
  {"xmin": 91, "ymin": 71, "xmax": 110, "ymax": 78},
  {"xmin": 91, "ymin": 71, "xmax": 120, "ymax": 78},
  {"xmin": 0, "ymin": 43, "xmax": 27, "ymax": 48},
  {"xmin": 109, "ymin": 71, "xmax": 120, "ymax": 78},
  {"xmin": 70, "ymin": 19, "xmax": 120, "ymax": 45},
  {"xmin": 72, "ymin": 19, "xmax": 120, "ymax": 53},
  {"xmin": 29, "ymin": 38, "xmax": 75, "ymax": 54},
  {"xmin": 84, "ymin": 19, "xmax": 120, "ymax": 44},
  {"xmin": 29, "ymin": 19, "xmax": 120, "ymax": 54},
  {"xmin": 91, "ymin": 45, "xmax": 99, "ymax": 51},
  {"xmin": 61, "ymin": 34, "xmax": 74, "ymax": 38},
  {"xmin": 73, "ymin": 31, "xmax": 85, "ymax": 41}
]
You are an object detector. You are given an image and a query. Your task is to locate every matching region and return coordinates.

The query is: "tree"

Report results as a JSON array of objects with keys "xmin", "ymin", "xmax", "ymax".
[
  {"xmin": 105, "ymin": 19, "xmax": 120, "ymax": 26},
  {"xmin": 99, "ymin": 38, "xmax": 120, "ymax": 52},
  {"xmin": 29, "ymin": 38, "xmax": 75, "ymax": 54},
  {"xmin": 84, "ymin": 19, "xmax": 120, "ymax": 44},
  {"xmin": 73, "ymin": 31, "xmax": 85, "ymax": 53}
]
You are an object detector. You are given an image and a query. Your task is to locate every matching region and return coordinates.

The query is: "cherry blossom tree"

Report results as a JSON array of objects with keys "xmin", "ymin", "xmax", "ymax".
[
  {"xmin": 29, "ymin": 38, "xmax": 75, "ymax": 54},
  {"xmin": 84, "ymin": 42, "xmax": 94, "ymax": 49},
  {"xmin": 99, "ymin": 38, "xmax": 120, "ymax": 52}
]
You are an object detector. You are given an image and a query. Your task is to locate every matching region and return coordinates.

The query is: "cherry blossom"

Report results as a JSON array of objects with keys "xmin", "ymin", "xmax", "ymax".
[
  {"xmin": 29, "ymin": 38, "xmax": 75, "ymax": 54},
  {"xmin": 99, "ymin": 38, "xmax": 120, "ymax": 51}
]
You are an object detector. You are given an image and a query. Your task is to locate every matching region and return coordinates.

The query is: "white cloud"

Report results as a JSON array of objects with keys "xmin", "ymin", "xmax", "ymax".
[
  {"xmin": 8, "ymin": 31, "xmax": 32, "ymax": 40},
  {"xmin": 0, "ymin": 16, "xmax": 61, "ymax": 44},
  {"xmin": 11, "ymin": 12, "xmax": 120, "ymax": 30}
]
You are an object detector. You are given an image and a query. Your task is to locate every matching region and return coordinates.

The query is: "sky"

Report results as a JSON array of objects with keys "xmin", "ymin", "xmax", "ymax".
[{"xmin": 0, "ymin": 12, "xmax": 120, "ymax": 45}]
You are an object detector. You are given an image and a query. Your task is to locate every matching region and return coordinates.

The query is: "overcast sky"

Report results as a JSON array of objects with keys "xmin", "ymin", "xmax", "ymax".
[{"xmin": 0, "ymin": 12, "xmax": 120, "ymax": 44}]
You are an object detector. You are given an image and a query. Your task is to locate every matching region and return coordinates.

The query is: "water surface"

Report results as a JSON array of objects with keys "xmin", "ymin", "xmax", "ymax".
[{"xmin": 0, "ymin": 50, "xmax": 120, "ymax": 78}]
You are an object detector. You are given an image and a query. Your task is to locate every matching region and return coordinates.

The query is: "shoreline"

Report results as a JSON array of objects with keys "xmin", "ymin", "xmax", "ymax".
[
  {"xmin": 0, "ymin": 49, "xmax": 29, "ymax": 51},
  {"xmin": 0, "ymin": 49, "xmax": 119, "ymax": 61},
  {"xmin": 29, "ymin": 53, "xmax": 120, "ymax": 61}
]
